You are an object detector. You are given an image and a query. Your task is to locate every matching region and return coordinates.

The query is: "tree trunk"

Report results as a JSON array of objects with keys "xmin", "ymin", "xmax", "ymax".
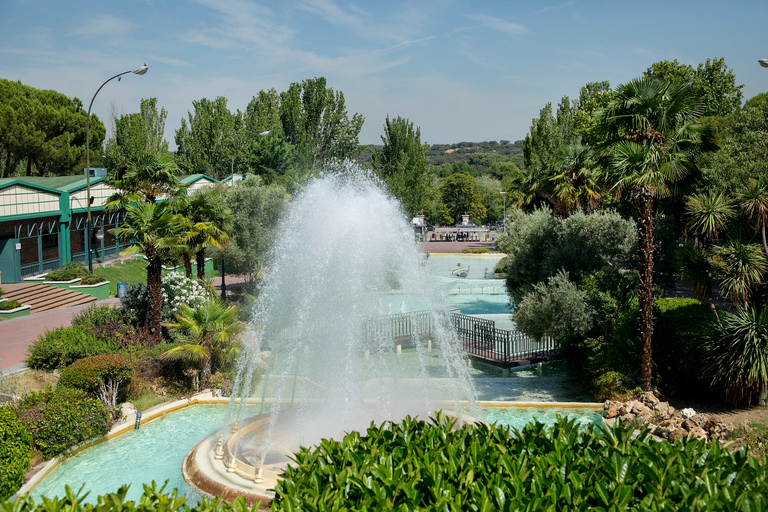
[
  {"xmin": 637, "ymin": 192, "xmax": 656, "ymax": 391},
  {"xmin": 183, "ymin": 253, "xmax": 193, "ymax": 278},
  {"xmin": 761, "ymin": 225, "xmax": 768, "ymax": 260},
  {"xmin": 196, "ymin": 249, "xmax": 206, "ymax": 282},
  {"xmin": 26, "ymin": 158, "xmax": 32, "ymax": 177},
  {"xmin": 146, "ymin": 253, "xmax": 164, "ymax": 344}
]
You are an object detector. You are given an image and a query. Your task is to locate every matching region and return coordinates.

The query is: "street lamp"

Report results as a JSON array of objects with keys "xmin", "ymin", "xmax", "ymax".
[
  {"xmin": 85, "ymin": 64, "xmax": 148, "ymax": 272},
  {"xmin": 500, "ymin": 191, "xmax": 507, "ymax": 231},
  {"xmin": 759, "ymin": 59, "xmax": 768, "ymax": 68}
]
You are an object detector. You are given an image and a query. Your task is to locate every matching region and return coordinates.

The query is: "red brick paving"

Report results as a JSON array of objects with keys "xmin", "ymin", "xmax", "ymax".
[{"xmin": 0, "ymin": 298, "xmax": 121, "ymax": 371}]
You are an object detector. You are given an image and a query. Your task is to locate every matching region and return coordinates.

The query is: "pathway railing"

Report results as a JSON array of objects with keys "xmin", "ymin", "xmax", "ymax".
[{"xmin": 361, "ymin": 309, "xmax": 555, "ymax": 366}]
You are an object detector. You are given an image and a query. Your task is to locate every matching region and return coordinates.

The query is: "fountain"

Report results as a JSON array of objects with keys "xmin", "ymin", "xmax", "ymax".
[{"xmin": 183, "ymin": 165, "xmax": 480, "ymax": 504}]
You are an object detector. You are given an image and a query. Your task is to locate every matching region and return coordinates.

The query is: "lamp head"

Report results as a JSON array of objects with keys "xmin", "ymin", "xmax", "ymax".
[
  {"xmin": 259, "ymin": 130, "xmax": 270, "ymax": 136},
  {"xmin": 133, "ymin": 63, "xmax": 149, "ymax": 75}
]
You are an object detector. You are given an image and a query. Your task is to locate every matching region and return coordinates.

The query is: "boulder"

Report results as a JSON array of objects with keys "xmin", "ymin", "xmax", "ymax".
[
  {"xmin": 628, "ymin": 400, "xmax": 651, "ymax": 416},
  {"xmin": 680, "ymin": 408, "xmax": 696, "ymax": 419},
  {"xmin": 668, "ymin": 428, "xmax": 686, "ymax": 442},
  {"xmin": 687, "ymin": 426, "xmax": 708, "ymax": 442},
  {"xmin": 605, "ymin": 402, "xmax": 621, "ymax": 419},
  {"xmin": 641, "ymin": 392, "xmax": 660, "ymax": 407},
  {"xmin": 619, "ymin": 413, "xmax": 637, "ymax": 423},
  {"xmin": 653, "ymin": 401, "xmax": 675, "ymax": 420}
]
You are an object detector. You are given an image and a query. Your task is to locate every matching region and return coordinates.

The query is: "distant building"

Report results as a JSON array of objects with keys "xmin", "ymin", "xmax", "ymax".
[{"xmin": 0, "ymin": 174, "xmax": 217, "ymax": 283}]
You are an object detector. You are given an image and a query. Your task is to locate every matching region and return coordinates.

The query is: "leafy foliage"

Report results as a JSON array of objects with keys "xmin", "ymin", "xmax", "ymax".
[
  {"xmin": 0, "ymin": 408, "xmax": 31, "ymax": 500},
  {"xmin": 17, "ymin": 388, "xmax": 109, "ymax": 459},
  {"xmin": 58, "ymin": 354, "xmax": 134, "ymax": 409},
  {"xmin": 275, "ymin": 413, "xmax": 768, "ymax": 511},
  {"xmin": 2, "ymin": 481, "xmax": 259, "ymax": 512},
  {"xmin": 25, "ymin": 326, "xmax": 116, "ymax": 370},
  {"xmin": 0, "ymin": 300, "xmax": 22, "ymax": 310},
  {"xmin": 702, "ymin": 306, "xmax": 768, "ymax": 406}
]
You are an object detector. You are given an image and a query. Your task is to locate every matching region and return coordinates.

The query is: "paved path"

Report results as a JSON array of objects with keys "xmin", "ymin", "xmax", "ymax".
[
  {"xmin": 418, "ymin": 240, "xmax": 498, "ymax": 253},
  {"xmin": 0, "ymin": 298, "xmax": 121, "ymax": 373}
]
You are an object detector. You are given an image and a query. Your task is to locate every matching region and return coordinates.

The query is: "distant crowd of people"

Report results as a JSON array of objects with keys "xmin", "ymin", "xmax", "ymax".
[{"xmin": 430, "ymin": 231, "xmax": 486, "ymax": 242}]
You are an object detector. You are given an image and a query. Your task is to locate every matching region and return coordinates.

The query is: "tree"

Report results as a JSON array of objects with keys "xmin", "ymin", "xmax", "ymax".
[
  {"xmin": 371, "ymin": 115, "xmax": 432, "ymax": 218},
  {"xmin": 111, "ymin": 200, "xmax": 188, "ymax": 341},
  {"xmin": 645, "ymin": 58, "xmax": 743, "ymax": 117},
  {"xmin": 594, "ymin": 77, "xmax": 713, "ymax": 390},
  {"xmin": 685, "ymin": 191, "xmax": 736, "ymax": 241},
  {"xmin": 162, "ymin": 299, "xmax": 244, "ymax": 386},
  {"xmin": 701, "ymin": 306, "xmax": 768, "ymax": 406},
  {"xmin": 279, "ymin": 77, "xmax": 364, "ymax": 168},
  {"xmin": 107, "ymin": 151, "xmax": 181, "ymax": 206},
  {"xmin": 739, "ymin": 180, "xmax": 768, "ymax": 258},
  {"xmin": 220, "ymin": 175, "xmax": 288, "ymax": 277},
  {"xmin": 175, "ymin": 97, "xmax": 235, "ymax": 180},
  {"xmin": 0, "ymin": 79, "xmax": 104, "ymax": 177},
  {"xmin": 439, "ymin": 173, "xmax": 486, "ymax": 225},
  {"xmin": 711, "ymin": 239, "xmax": 768, "ymax": 309},
  {"xmin": 178, "ymin": 187, "xmax": 232, "ymax": 281}
]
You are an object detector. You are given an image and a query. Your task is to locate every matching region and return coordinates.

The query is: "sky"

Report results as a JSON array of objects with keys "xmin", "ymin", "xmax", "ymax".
[{"xmin": 1, "ymin": 1, "xmax": 767, "ymax": 149}]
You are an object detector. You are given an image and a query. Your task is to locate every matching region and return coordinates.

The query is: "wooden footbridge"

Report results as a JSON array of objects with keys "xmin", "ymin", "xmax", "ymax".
[{"xmin": 362, "ymin": 310, "xmax": 555, "ymax": 368}]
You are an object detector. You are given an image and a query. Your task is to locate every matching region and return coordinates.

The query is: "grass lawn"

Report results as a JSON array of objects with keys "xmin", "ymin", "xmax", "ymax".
[{"xmin": 93, "ymin": 259, "xmax": 148, "ymax": 297}]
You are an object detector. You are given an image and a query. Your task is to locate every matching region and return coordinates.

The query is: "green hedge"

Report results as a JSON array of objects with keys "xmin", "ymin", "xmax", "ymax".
[
  {"xmin": 2, "ymin": 481, "xmax": 259, "ymax": 512},
  {"xmin": 59, "ymin": 354, "xmax": 133, "ymax": 392},
  {"xmin": 0, "ymin": 300, "xmax": 22, "ymax": 310},
  {"xmin": 25, "ymin": 327, "xmax": 117, "ymax": 370},
  {"xmin": 274, "ymin": 414, "xmax": 768, "ymax": 511},
  {"xmin": 18, "ymin": 388, "xmax": 110, "ymax": 459},
  {"xmin": 0, "ymin": 408, "xmax": 31, "ymax": 500}
]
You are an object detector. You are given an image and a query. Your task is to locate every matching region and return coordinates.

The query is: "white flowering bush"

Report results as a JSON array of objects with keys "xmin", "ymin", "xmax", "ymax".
[{"xmin": 120, "ymin": 273, "xmax": 211, "ymax": 325}]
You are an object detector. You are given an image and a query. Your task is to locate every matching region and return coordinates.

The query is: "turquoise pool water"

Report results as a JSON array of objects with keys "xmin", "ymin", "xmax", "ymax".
[{"xmin": 28, "ymin": 403, "xmax": 600, "ymax": 503}]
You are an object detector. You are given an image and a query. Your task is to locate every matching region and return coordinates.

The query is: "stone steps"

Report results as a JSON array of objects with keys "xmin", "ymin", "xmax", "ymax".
[{"xmin": 0, "ymin": 283, "xmax": 96, "ymax": 314}]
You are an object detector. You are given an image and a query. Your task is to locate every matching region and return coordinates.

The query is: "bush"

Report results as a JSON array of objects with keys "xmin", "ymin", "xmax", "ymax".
[
  {"xmin": 121, "ymin": 273, "xmax": 209, "ymax": 326},
  {"xmin": 7, "ymin": 481, "xmax": 260, "ymax": 512},
  {"xmin": 44, "ymin": 261, "xmax": 88, "ymax": 281},
  {"xmin": 274, "ymin": 414, "xmax": 768, "ymax": 510},
  {"xmin": 0, "ymin": 408, "xmax": 31, "ymax": 500},
  {"xmin": 0, "ymin": 300, "xmax": 22, "ymax": 310},
  {"xmin": 25, "ymin": 326, "xmax": 116, "ymax": 370},
  {"xmin": 17, "ymin": 388, "xmax": 110, "ymax": 459},
  {"xmin": 59, "ymin": 354, "xmax": 134, "ymax": 408},
  {"xmin": 71, "ymin": 304, "xmax": 151, "ymax": 348},
  {"xmin": 493, "ymin": 256, "xmax": 507, "ymax": 274},
  {"xmin": 79, "ymin": 274, "xmax": 106, "ymax": 285},
  {"xmin": 653, "ymin": 298, "xmax": 714, "ymax": 397},
  {"xmin": 461, "ymin": 248, "xmax": 490, "ymax": 254}
]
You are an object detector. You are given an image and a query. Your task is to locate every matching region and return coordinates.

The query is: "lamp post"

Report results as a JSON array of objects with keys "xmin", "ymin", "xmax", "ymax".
[
  {"xmin": 85, "ymin": 64, "xmax": 148, "ymax": 272},
  {"xmin": 500, "ymin": 191, "xmax": 507, "ymax": 231},
  {"xmin": 759, "ymin": 59, "xmax": 768, "ymax": 68}
]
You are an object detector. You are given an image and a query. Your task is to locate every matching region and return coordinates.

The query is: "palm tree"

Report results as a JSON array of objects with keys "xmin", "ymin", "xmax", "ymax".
[
  {"xmin": 107, "ymin": 151, "xmax": 183, "ymax": 205},
  {"xmin": 183, "ymin": 188, "xmax": 232, "ymax": 281},
  {"xmin": 676, "ymin": 243, "xmax": 714, "ymax": 306},
  {"xmin": 595, "ymin": 77, "xmax": 712, "ymax": 390},
  {"xmin": 549, "ymin": 144, "xmax": 602, "ymax": 216},
  {"xmin": 701, "ymin": 305, "xmax": 768, "ymax": 406},
  {"xmin": 711, "ymin": 238, "xmax": 768, "ymax": 309},
  {"xmin": 685, "ymin": 191, "xmax": 736, "ymax": 242},
  {"xmin": 162, "ymin": 299, "xmax": 244, "ymax": 386},
  {"xmin": 111, "ymin": 200, "xmax": 188, "ymax": 341},
  {"xmin": 739, "ymin": 180, "xmax": 768, "ymax": 258}
]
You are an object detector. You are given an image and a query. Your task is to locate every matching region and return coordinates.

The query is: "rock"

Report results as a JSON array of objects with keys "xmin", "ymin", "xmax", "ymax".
[
  {"xmin": 619, "ymin": 413, "xmax": 637, "ymax": 423},
  {"xmin": 605, "ymin": 402, "xmax": 621, "ymax": 419},
  {"xmin": 688, "ymin": 414, "xmax": 707, "ymax": 427},
  {"xmin": 653, "ymin": 402, "xmax": 675, "ymax": 420},
  {"xmin": 682, "ymin": 419, "xmax": 698, "ymax": 432},
  {"xmin": 688, "ymin": 426, "xmax": 708, "ymax": 442},
  {"xmin": 628, "ymin": 400, "xmax": 651, "ymax": 416},
  {"xmin": 604, "ymin": 400, "xmax": 612, "ymax": 411},
  {"xmin": 641, "ymin": 392, "xmax": 660, "ymax": 407},
  {"xmin": 680, "ymin": 408, "xmax": 696, "ymax": 419},
  {"xmin": 704, "ymin": 415, "xmax": 722, "ymax": 431},
  {"xmin": 668, "ymin": 428, "xmax": 686, "ymax": 442}
]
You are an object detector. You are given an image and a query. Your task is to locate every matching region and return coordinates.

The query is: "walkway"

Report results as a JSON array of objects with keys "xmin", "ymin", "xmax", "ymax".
[{"xmin": 0, "ymin": 298, "xmax": 121, "ymax": 373}]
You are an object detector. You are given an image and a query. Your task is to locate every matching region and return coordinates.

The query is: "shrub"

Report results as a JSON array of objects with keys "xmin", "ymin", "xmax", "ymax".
[
  {"xmin": 652, "ymin": 298, "xmax": 714, "ymax": 397},
  {"xmin": 0, "ymin": 300, "xmax": 22, "ymax": 310},
  {"xmin": 71, "ymin": 304, "xmax": 145, "ymax": 348},
  {"xmin": 0, "ymin": 286, "xmax": 4, "ymax": 298},
  {"xmin": 493, "ymin": 256, "xmax": 507, "ymax": 274},
  {"xmin": 0, "ymin": 408, "xmax": 31, "ymax": 500},
  {"xmin": 44, "ymin": 261, "xmax": 88, "ymax": 281},
  {"xmin": 275, "ymin": 414, "xmax": 768, "ymax": 510},
  {"xmin": 79, "ymin": 274, "xmax": 107, "ymax": 285},
  {"xmin": 121, "ymin": 273, "xmax": 209, "ymax": 326},
  {"xmin": 25, "ymin": 326, "xmax": 116, "ymax": 370},
  {"xmin": 18, "ymin": 388, "xmax": 110, "ymax": 459},
  {"xmin": 59, "ymin": 354, "xmax": 134, "ymax": 409},
  {"xmin": 461, "ymin": 248, "xmax": 490, "ymax": 254},
  {"xmin": 7, "ymin": 481, "xmax": 260, "ymax": 512}
]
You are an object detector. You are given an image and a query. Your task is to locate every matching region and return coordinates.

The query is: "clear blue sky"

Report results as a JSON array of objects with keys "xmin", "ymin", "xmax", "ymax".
[{"xmin": 1, "ymin": 1, "xmax": 766, "ymax": 148}]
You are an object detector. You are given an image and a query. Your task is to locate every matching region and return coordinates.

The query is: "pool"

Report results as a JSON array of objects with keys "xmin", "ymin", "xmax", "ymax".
[{"xmin": 27, "ymin": 402, "xmax": 601, "ymax": 503}]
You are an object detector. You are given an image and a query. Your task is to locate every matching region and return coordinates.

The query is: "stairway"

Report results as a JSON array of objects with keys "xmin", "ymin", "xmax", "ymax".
[{"xmin": 0, "ymin": 283, "xmax": 96, "ymax": 314}]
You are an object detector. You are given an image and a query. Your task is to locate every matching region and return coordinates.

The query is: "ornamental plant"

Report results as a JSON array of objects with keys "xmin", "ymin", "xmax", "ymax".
[
  {"xmin": 0, "ymin": 408, "xmax": 31, "ymax": 500},
  {"xmin": 274, "ymin": 414, "xmax": 768, "ymax": 511},
  {"xmin": 58, "ymin": 354, "xmax": 134, "ymax": 409},
  {"xmin": 18, "ymin": 388, "xmax": 110, "ymax": 459},
  {"xmin": 25, "ymin": 326, "xmax": 116, "ymax": 370},
  {"xmin": 0, "ymin": 300, "xmax": 22, "ymax": 310},
  {"xmin": 121, "ymin": 273, "xmax": 209, "ymax": 327}
]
